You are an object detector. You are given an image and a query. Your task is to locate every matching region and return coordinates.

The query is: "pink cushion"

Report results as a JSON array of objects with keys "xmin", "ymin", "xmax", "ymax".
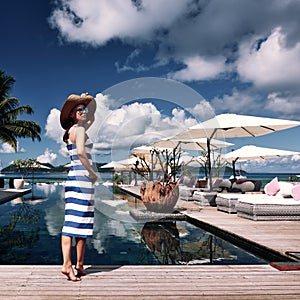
[
  {"xmin": 264, "ymin": 177, "xmax": 280, "ymax": 196},
  {"xmin": 291, "ymin": 184, "xmax": 300, "ymax": 201}
]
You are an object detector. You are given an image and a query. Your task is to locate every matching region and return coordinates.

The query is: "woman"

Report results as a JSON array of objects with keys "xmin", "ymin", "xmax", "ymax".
[{"xmin": 60, "ymin": 93, "xmax": 97, "ymax": 281}]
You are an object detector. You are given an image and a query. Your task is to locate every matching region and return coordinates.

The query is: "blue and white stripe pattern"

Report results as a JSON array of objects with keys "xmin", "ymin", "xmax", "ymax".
[{"xmin": 62, "ymin": 128, "xmax": 94, "ymax": 238}]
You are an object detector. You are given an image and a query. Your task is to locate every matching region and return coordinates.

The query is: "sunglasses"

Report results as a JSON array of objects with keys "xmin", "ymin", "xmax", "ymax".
[{"xmin": 76, "ymin": 107, "xmax": 89, "ymax": 115}]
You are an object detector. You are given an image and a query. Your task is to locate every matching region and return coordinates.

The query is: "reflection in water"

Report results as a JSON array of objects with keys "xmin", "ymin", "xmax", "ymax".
[
  {"xmin": 0, "ymin": 183, "xmax": 267, "ymax": 265},
  {"xmin": 141, "ymin": 222, "xmax": 181, "ymax": 264},
  {"xmin": 0, "ymin": 199, "xmax": 40, "ymax": 263},
  {"xmin": 141, "ymin": 221, "xmax": 258, "ymax": 265}
]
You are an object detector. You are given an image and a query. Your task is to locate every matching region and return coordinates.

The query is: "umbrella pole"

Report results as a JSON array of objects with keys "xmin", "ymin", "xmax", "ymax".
[
  {"xmin": 232, "ymin": 161, "xmax": 236, "ymax": 180},
  {"xmin": 207, "ymin": 138, "xmax": 213, "ymax": 191},
  {"xmin": 232, "ymin": 159, "xmax": 238, "ymax": 180}
]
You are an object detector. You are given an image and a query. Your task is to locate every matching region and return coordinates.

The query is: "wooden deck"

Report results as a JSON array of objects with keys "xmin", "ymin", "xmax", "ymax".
[
  {"xmin": 1, "ymin": 184, "xmax": 300, "ymax": 299},
  {"xmin": 1, "ymin": 265, "xmax": 300, "ymax": 299},
  {"xmin": 0, "ymin": 188, "xmax": 31, "ymax": 204}
]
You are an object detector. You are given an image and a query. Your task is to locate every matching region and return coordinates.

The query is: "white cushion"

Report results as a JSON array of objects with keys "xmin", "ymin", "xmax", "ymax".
[{"xmin": 278, "ymin": 181, "xmax": 296, "ymax": 197}]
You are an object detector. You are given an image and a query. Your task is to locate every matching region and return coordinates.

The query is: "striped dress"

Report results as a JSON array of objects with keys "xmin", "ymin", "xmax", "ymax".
[{"xmin": 61, "ymin": 126, "xmax": 95, "ymax": 238}]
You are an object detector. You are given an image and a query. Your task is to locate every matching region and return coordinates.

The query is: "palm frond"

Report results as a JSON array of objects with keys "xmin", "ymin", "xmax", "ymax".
[
  {"xmin": 0, "ymin": 128, "xmax": 17, "ymax": 151},
  {"xmin": 4, "ymin": 120, "xmax": 41, "ymax": 141}
]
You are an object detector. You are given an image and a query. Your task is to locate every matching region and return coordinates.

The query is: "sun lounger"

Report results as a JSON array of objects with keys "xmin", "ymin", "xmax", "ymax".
[
  {"xmin": 192, "ymin": 190, "xmax": 218, "ymax": 206},
  {"xmin": 217, "ymin": 178, "xmax": 300, "ymax": 219},
  {"xmin": 236, "ymin": 196, "xmax": 300, "ymax": 221},
  {"xmin": 216, "ymin": 192, "xmax": 265, "ymax": 213},
  {"xmin": 216, "ymin": 193, "xmax": 240, "ymax": 213}
]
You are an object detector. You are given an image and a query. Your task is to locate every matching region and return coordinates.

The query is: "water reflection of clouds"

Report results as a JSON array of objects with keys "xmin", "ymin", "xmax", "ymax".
[
  {"xmin": 35, "ymin": 183, "xmax": 57, "ymax": 196},
  {"xmin": 43, "ymin": 184, "xmax": 65, "ymax": 236},
  {"xmin": 92, "ymin": 213, "xmax": 140, "ymax": 254}
]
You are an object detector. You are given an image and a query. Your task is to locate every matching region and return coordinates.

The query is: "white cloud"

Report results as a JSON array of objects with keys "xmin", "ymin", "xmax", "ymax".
[
  {"xmin": 265, "ymin": 92, "xmax": 300, "ymax": 118},
  {"xmin": 0, "ymin": 142, "xmax": 25, "ymax": 153},
  {"xmin": 50, "ymin": 0, "xmax": 300, "ymax": 92},
  {"xmin": 45, "ymin": 94, "xmax": 197, "ymax": 159},
  {"xmin": 90, "ymin": 100, "xmax": 196, "ymax": 154},
  {"xmin": 187, "ymin": 100, "xmax": 216, "ymax": 120},
  {"xmin": 237, "ymin": 27, "xmax": 300, "ymax": 91},
  {"xmin": 37, "ymin": 148, "xmax": 57, "ymax": 164},
  {"xmin": 169, "ymin": 56, "xmax": 228, "ymax": 82},
  {"xmin": 0, "ymin": 143, "xmax": 16, "ymax": 154},
  {"xmin": 210, "ymin": 89, "xmax": 264, "ymax": 115},
  {"xmin": 244, "ymin": 156, "xmax": 300, "ymax": 173},
  {"xmin": 45, "ymin": 108, "xmax": 64, "ymax": 143},
  {"xmin": 49, "ymin": 0, "xmax": 190, "ymax": 45}
]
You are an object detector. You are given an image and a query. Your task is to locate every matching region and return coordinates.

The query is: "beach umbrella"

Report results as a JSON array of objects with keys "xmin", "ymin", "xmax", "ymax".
[
  {"xmin": 100, "ymin": 161, "xmax": 130, "ymax": 170},
  {"xmin": 150, "ymin": 137, "xmax": 233, "ymax": 179},
  {"xmin": 131, "ymin": 145, "xmax": 174, "ymax": 154},
  {"xmin": 174, "ymin": 113, "xmax": 300, "ymax": 189},
  {"xmin": 149, "ymin": 137, "xmax": 233, "ymax": 151},
  {"xmin": 224, "ymin": 145, "xmax": 300, "ymax": 178}
]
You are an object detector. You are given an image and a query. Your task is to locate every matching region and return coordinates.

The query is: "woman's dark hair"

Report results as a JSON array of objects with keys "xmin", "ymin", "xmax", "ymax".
[{"xmin": 63, "ymin": 113, "xmax": 76, "ymax": 144}]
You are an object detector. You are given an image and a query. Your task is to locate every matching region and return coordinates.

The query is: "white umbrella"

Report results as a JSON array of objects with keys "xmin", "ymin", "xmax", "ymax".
[
  {"xmin": 131, "ymin": 145, "xmax": 174, "ymax": 154},
  {"xmin": 100, "ymin": 161, "xmax": 130, "ymax": 170},
  {"xmin": 174, "ymin": 113, "xmax": 300, "ymax": 188},
  {"xmin": 150, "ymin": 137, "xmax": 233, "ymax": 179},
  {"xmin": 224, "ymin": 145, "xmax": 300, "ymax": 178},
  {"xmin": 149, "ymin": 137, "xmax": 233, "ymax": 151},
  {"xmin": 117, "ymin": 157, "xmax": 140, "ymax": 166},
  {"xmin": 175, "ymin": 113, "xmax": 300, "ymax": 139}
]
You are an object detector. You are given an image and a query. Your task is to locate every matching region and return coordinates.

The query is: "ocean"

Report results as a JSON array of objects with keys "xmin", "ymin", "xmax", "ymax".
[{"xmin": 1, "ymin": 171, "xmax": 299, "ymax": 188}]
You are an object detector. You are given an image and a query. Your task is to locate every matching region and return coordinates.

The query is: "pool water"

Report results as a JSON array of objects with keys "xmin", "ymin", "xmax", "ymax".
[{"xmin": 0, "ymin": 183, "xmax": 267, "ymax": 265}]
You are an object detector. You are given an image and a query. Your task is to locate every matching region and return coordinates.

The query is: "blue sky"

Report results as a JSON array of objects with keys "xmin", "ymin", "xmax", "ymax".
[{"xmin": 1, "ymin": 0, "xmax": 300, "ymax": 173}]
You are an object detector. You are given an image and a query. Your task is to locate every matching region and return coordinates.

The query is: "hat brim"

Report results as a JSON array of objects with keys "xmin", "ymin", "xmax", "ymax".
[{"xmin": 60, "ymin": 96, "xmax": 96, "ymax": 130}]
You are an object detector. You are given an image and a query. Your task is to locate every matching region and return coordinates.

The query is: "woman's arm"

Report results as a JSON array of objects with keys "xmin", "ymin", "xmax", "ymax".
[{"xmin": 84, "ymin": 114, "xmax": 95, "ymax": 131}]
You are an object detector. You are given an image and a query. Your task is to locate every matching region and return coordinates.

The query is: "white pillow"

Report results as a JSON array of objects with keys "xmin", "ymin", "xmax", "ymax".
[{"xmin": 278, "ymin": 181, "xmax": 295, "ymax": 197}]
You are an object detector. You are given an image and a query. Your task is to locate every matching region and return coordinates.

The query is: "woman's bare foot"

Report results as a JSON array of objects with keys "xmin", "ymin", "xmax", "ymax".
[
  {"xmin": 75, "ymin": 265, "xmax": 87, "ymax": 277},
  {"xmin": 61, "ymin": 265, "xmax": 81, "ymax": 282}
]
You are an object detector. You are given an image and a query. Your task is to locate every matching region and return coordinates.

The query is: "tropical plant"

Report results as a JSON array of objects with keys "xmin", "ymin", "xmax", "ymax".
[
  {"xmin": 11, "ymin": 158, "xmax": 40, "ymax": 179},
  {"xmin": 0, "ymin": 70, "xmax": 41, "ymax": 151}
]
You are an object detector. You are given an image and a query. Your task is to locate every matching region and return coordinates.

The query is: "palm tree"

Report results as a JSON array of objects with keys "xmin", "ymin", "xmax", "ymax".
[{"xmin": 0, "ymin": 71, "xmax": 41, "ymax": 151}]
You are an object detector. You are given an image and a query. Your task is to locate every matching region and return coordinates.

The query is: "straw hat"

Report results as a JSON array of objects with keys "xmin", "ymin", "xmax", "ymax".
[{"xmin": 60, "ymin": 93, "xmax": 96, "ymax": 129}]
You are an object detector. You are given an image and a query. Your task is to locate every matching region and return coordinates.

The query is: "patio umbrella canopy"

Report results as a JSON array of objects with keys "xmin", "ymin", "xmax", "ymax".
[
  {"xmin": 131, "ymin": 145, "xmax": 174, "ymax": 154},
  {"xmin": 174, "ymin": 113, "xmax": 300, "ymax": 189},
  {"xmin": 149, "ymin": 137, "xmax": 233, "ymax": 151},
  {"xmin": 224, "ymin": 145, "xmax": 300, "ymax": 178},
  {"xmin": 175, "ymin": 113, "xmax": 300, "ymax": 140},
  {"xmin": 100, "ymin": 161, "xmax": 130, "ymax": 170}
]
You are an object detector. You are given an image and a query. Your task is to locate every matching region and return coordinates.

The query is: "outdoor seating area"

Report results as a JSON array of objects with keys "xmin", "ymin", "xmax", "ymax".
[
  {"xmin": 236, "ymin": 197, "xmax": 300, "ymax": 221},
  {"xmin": 215, "ymin": 177, "xmax": 300, "ymax": 220},
  {"xmin": 178, "ymin": 175, "xmax": 263, "ymax": 208}
]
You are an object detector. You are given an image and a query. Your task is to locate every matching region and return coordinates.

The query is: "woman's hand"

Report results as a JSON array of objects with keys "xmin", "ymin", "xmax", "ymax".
[{"xmin": 87, "ymin": 171, "xmax": 98, "ymax": 184}]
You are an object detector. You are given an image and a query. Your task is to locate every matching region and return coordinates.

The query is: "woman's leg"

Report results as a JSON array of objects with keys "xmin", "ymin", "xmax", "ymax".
[
  {"xmin": 61, "ymin": 235, "xmax": 80, "ymax": 281},
  {"xmin": 75, "ymin": 237, "xmax": 87, "ymax": 276}
]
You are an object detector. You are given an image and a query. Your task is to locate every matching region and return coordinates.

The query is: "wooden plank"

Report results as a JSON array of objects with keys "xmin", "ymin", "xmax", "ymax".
[
  {"xmin": 1, "ymin": 265, "xmax": 300, "ymax": 299},
  {"xmin": 0, "ymin": 188, "xmax": 31, "ymax": 204}
]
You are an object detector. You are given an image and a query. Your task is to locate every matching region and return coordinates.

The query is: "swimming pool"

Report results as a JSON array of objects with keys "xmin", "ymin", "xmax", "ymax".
[{"xmin": 0, "ymin": 183, "xmax": 267, "ymax": 265}]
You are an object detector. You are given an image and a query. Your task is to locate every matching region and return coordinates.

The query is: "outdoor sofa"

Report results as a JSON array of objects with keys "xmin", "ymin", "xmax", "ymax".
[
  {"xmin": 192, "ymin": 177, "xmax": 262, "ymax": 207},
  {"xmin": 236, "ymin": 196, "xmax": 300, "ymax": 221},
  {"xmin": 217, "ymin": 177, "xmax": 300, "ymax": 220}
]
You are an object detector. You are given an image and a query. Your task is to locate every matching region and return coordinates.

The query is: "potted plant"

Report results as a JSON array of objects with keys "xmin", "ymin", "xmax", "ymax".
[
  {"xmin": 132, "ymin": 147, "xmax": 185, "ymax": 213},
  {"xmin": 11, "ymin": 158, "xmax": 40, "ymax": 189}
]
